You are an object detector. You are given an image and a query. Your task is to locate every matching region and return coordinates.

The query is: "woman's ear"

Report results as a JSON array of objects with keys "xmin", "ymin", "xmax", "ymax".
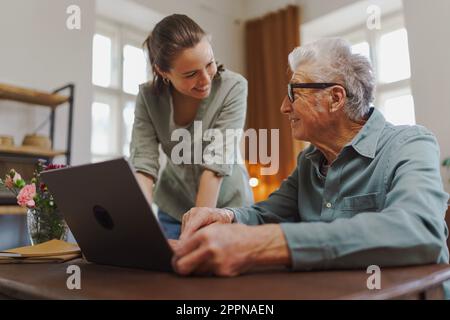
[{"xmin": 154, "ymin": 65, "xmax": 167, "ymax": 79}]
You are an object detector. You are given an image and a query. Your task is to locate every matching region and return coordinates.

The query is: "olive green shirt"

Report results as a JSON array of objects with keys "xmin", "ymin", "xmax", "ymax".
[
  {"xmin": 130, "ymin": 70, "xmax": 253, "ymax": 221},
  {"xmin": 230, "ymin": 108, "xmax": 449, "ymax": 295}
]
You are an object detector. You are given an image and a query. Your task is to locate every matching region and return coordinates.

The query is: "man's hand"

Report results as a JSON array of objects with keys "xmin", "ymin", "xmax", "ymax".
[
  {"xmin": 172, "ymin": 223, "xmax": 291, "ymax": 277},
  {"xmin": 180, "ymin": 207, "xmax": 235, "ymax": 241}
]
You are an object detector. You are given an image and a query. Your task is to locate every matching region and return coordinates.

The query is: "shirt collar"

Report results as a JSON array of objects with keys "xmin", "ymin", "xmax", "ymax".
[
  {"xmin": 346, "ymin": 107, "xmax": 386, "ymax": 159},
  {"xmin": 305, "ymin": 107, "xmax": 386, "ymax": 162}
]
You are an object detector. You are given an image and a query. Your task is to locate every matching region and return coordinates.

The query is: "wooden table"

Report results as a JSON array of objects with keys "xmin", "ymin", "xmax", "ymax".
[{"xmin": 0, "ymin": 260, "xmax": 449, "ymax": 300}]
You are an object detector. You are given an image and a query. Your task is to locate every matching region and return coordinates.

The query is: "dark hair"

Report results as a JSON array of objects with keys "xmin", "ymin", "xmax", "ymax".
[{"xmin": 143, "ymin": 14, "xmax": 224, "ymax": 95}]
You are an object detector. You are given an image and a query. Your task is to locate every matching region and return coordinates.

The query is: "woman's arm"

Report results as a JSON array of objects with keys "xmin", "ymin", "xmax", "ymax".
[
  {"xmin": 195, "ymin": 169, "xmax": 223, "ymax": 208},
  {"xmin": 130, "ymin": 88, "xmax": 161, "ymax": 193},
  {"xmin": 136, "ymin": 172, "xmax": 154, "ymax": 205}
]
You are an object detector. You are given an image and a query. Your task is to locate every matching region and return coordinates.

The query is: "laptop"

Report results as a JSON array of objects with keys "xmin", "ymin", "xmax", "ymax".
[{"xmin": 41, "ymin": 158, "xmax": 173, "ymax": 272}]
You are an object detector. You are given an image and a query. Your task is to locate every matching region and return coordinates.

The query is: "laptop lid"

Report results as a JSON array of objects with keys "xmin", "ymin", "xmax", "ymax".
[{"xmin": 41, "ymin": 158, "xmax": 173, "ymax": 272}]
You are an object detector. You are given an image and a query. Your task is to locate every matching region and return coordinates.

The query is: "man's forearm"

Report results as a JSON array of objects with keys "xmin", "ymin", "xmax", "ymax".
[{"xmin": 250, "ymin": 224, "xmax": 291, "ymax": 267}]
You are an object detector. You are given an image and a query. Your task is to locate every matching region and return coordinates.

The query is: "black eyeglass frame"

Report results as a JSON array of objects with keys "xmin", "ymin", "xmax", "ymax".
[{"xmin": 288, "ymin": 83, "xmax": 350, "ymax": 102}]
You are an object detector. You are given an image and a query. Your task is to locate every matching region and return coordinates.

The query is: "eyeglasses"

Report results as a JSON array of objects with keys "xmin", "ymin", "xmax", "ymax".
[{"xmin": 288, "ymin": 82, "xmax": 349, "ymax": 103}]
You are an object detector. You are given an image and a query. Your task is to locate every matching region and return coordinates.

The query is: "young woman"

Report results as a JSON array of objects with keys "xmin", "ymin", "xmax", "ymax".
[{"xmin": 130, "ymin": 14, "xmax": 253, "ymax": 239}]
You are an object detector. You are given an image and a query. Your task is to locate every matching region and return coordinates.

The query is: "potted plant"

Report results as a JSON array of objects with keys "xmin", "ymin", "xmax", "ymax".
[{"xmin": 0, "ymin": 160, "xmax": 68, "ymax": 245}]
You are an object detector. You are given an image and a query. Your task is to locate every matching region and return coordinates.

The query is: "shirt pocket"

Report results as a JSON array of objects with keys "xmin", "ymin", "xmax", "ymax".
[{"xmin": 341, "ymin": 192, "xmax": 382, "ymax": 213}]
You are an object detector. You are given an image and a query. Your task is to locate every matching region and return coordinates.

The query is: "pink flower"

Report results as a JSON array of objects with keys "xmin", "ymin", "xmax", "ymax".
[
  {"xmin": 17, "ymin": 184, "xmax": 36, "ymax": 208},
  {"xmin": 45, "ymin": 164, "xmax": 66, "ymax": 171},
  {"xmin": 12, "ymin": 172, "xmax": 22, "ymax": 184},
  {"xmin": 4, "ymin": 175, "xmax": 14, "ymax": 189}
]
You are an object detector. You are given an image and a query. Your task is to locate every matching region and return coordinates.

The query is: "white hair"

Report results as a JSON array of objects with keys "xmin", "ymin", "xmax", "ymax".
[{"xmin": 288, "ymin": 38, "xmax": 375, "ymax": 121}]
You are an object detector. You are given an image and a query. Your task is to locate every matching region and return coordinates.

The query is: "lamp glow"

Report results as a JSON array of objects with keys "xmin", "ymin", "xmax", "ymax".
[{"xmin": 249, "ymin": 177, "xmax": 259, "ymax": 187}]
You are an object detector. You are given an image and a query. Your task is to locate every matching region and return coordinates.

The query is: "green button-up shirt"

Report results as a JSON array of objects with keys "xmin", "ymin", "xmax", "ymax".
[{"xmin": 231, "ymin": 108, "xmax": 449, "ymax": 275}]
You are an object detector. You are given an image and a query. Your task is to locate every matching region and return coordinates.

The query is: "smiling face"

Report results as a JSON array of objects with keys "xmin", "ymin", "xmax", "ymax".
[
  {"xmin": 160, "ymin": 37, "xmax": 217, "ymax": 100},
  {"xmin": 280, "ymin": 70, "xmax": 334, "ymax": 141}
]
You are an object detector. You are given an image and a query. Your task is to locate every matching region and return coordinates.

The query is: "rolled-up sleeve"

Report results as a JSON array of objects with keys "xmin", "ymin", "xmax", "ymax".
[
  {"xmin": 281, "ymin": 131, "xmax": 449, "ymax": 270},
  {"xmin": 129, "ymin": 88, "xmax": 160, "ymax": 182},
  {"xmin": 200, "ymin": 79, "xmax": 248, "ymax": 177}
]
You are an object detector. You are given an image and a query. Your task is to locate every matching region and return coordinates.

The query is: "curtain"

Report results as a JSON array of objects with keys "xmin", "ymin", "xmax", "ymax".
[{"xmin": 244, "ymin": 5, "xmax": 304, "ymax": 202}]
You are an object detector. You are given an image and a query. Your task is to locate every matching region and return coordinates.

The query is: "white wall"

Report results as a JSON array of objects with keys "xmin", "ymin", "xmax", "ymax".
[
  {"xmin": 96, "ymin": 0, "xmax": 163, "ymax": 32},
  {"xmin": 0, "ymin": 0, "xmax": 95, "ymax": 165},
  {"xmin": 403, "ymin": 0, "xmax": 450, "ymax": 192}
]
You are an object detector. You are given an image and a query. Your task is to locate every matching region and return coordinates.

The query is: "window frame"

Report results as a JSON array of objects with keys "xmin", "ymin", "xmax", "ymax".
[{"xmin": 91, "ymin": 17, "xmax": 150, "ymax": 162}]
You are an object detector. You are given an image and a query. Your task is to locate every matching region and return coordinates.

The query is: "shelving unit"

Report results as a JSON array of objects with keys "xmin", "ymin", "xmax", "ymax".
[
  {"xmin": 0, "ymin": 82, "xmax": 75, "ymax": 215},
  {"xmin": 0, "ymin": 206, "xmax": 27, "ymax": 215},
  {"xmin": 0, "ymin": 145, "xmax": 66, "ymax": 158},
  {"xmin": 0, "ymin": 83, "xmax": 70, "ymax": 108}
]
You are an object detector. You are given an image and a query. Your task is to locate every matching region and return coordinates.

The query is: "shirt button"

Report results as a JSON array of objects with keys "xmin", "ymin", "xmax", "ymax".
[{"xmin": 326, "ymin": 202, "xmax": 332, "ymax": 208}]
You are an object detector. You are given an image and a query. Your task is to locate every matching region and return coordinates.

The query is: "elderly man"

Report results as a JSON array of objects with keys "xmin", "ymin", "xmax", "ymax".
[{"xmin": 171, "ymin": 38, "xmax": 449, "ymax": 281}]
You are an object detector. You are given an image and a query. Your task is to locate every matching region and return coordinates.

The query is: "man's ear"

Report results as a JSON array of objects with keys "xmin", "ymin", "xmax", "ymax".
[{"xmin": 329, "ymin": 86, "xmax": 346, "ymax": 113}]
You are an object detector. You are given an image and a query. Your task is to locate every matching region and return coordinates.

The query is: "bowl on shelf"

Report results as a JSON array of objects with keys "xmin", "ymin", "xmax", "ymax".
[
  {"xmin": 22, "ymin": 134, "xmax": 51, "ymax": 150},
  {"xmin": 0, "ymin": 135, "xmax": 14, "ymax": 147}
]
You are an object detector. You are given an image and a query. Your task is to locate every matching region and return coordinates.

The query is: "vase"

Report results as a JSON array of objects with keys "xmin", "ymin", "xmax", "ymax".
[{"xmin": 26, "ymin": 207, "xmax": 68, "ymax": 245}]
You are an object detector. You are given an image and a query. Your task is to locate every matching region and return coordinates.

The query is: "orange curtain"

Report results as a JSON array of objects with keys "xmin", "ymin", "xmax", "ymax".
[{"xmin": 244, "ymin": 5, "xmax": 303, "ymax": 202}]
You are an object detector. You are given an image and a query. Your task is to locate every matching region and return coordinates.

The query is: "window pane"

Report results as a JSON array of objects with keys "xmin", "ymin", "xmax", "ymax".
[
  {"xmin": 380, "ymin": 94, "xmax": 415, "ymax": 125},
  {"xmin": 352, "ymin": 42, "xmax": 371, "ymax": 62},
  {"xmin": 91, "ymin": 102, "xmax": 112, "ymax": 154},
  {"xmin": 379, "ymin": 29, "xmax": 411, "ymax": 83},
  {"xmin": 92, "ymin": 34, "xmax": 112, "ymax": 87},
  {"xmin": 122, "ymin": 101, "xmax": 135, "ymax": 156},
  {"xmin": 123, "ymin": 45, "xmax": 147, "ymax": 95}
]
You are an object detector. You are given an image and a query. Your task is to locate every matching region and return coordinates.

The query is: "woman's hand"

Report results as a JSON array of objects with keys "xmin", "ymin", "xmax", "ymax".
[
  {"xmin": 167, "ymin": 239, "xmax": 179, "ymax": 251},
  {"xmin": 179, "ymin": 207, "xmax": 234, "ymax": 241}
]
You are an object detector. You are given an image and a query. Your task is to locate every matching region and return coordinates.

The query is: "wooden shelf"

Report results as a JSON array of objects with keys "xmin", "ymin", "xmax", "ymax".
[
  {"xmin": 0, "ymin": 145, "xmax": 66, "ymax": 158},
  {"xmin": 0, "ymin": 206, "xmax": 26, "ymax": 215},
  {"xmin": 0, "ymin": 83, "xmax": 69, "ymax": 109}
]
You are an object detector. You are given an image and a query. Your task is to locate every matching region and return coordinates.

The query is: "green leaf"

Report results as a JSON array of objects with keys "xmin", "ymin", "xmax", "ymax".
[
  {"xmin": 18, "ymin": 180, "xmax": 26, "ymax": 188},
  {"xmin": 443, "ymin": 158, "xmax": 450, "ymax": 167}
]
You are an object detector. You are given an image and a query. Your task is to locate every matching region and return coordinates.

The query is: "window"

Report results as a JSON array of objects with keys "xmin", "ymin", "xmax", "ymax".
[
  {"xmin": 380, "ymin": 94, "xmax": 415, "ymax": 125},
  {"xmin": 123, "ymin": 45, "xmax": 148, "ymax": 95},
  {"xmin": 91, "ymin": 102, "xmax": 112, "ymax": 155},
  {"xmin": 351, "ymin": 41, "xmax": 371, "ymax": 62},
  {"xmin": 92, "ymin": 34, "xmax": 112, "ymax": 87},
  {"xmin": 379, "ymin": 28, "xmax": 411, "ymax": 84},
  {"xmin": 340, "ymin": 15, "xmax": 415, "ymax": 125},
  {"xmin": 91, "ymin": 19, "xmax": 150, "ymax": 162},
  {"xmin": 122, "ymin": 101, "xmax": 135, "ymax": 157}
]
